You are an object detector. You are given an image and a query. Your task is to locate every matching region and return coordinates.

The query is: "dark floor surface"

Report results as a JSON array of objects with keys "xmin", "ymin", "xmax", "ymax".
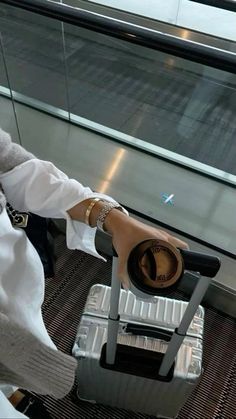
[{"xmin": 27, "ymin": 235, "xmax": 236, "ymax": 419}]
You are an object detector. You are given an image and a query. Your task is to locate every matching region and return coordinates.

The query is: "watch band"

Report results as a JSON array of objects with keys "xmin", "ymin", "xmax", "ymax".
[{"xmin": 96, "ymin": 201, "xmax": 126, "ymax": 233}]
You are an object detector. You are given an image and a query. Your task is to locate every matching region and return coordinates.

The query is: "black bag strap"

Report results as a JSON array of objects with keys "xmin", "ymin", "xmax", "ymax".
[{"xmin": 6, "ymin": 202, "xmax": 28, "ymax": 228}]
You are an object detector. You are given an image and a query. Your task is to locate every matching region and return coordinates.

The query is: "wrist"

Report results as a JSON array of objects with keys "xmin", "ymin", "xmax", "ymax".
[
  {"xmin": 96, "ymin": 202, "xmax": 127, "ymax": 233},
  {"xmin": 87, "ymin": 197, "xmax": 128, "ymax": 233},
  {"xmin": 67, "ymin": 198, "xmax": 128, "ymax": 233},
  {"xmin": 103, "ymin": 207, "xmax": 129, "ymax": 235}
]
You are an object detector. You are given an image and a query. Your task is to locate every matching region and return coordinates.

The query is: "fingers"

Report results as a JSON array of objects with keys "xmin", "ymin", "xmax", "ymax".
[
  {"xmin": 121, "ymin": 275, "xmax": 130, "ymax": 290},
  {"xmin": 152, "ymin": 228, "xmax": 189, "ymax": 250},
  {"xmin": 167, "ymin": 234, "xmax": 189, "ymax": 250},
  {"xmin": 117, "ymin": 258, "xmax": 130, "ymax": 290},
  {"xmin": 112, "ymin": 221, "xmax": 189, "ymax": 292}
]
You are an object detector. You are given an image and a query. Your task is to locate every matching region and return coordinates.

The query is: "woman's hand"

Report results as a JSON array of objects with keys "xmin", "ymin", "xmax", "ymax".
[
  {"xmin": 104, "ymin": 209, "xmax": 189, "ymax": 289},
  {"xmin": 67, "ymin": 198, "xmax": 189, "ymax": 289}
]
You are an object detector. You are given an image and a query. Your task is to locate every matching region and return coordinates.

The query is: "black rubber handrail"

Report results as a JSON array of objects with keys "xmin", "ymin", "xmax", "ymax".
[
  {"xmin": 1, "ymin": 0, "xmax": 236, "ymax": 74},
  {"xmin": 189, "ymin": 0, "xmax": 236, "ymax": 13}
]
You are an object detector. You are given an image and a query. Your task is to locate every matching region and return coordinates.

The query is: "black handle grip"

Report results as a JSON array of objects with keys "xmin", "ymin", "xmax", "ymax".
[
  {"xmin": 125, "ymin": 323, "xmax": 172, "ymax": 341},
  {"xmin": 180, "ymin": 249, "xmax": 221, "ymax": 278}
]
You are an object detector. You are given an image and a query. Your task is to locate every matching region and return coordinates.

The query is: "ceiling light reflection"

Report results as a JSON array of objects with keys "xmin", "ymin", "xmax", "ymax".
[
  {"xmin": 98, "ymin": 148, "xmax": 126, "ymax": 194},
  {"xmin": 181, "ymin": 30, "xmax": 190, "ymax": 40}
]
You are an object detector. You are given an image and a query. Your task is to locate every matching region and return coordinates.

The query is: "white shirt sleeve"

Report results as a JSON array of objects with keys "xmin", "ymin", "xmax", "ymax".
[
  {"xmin": 0, "ymin": 391, "xmax": 28, "ymax": 419},
  {"xmin": 0, "ymin": 159, "xmax": 119, "ymax": 259}
]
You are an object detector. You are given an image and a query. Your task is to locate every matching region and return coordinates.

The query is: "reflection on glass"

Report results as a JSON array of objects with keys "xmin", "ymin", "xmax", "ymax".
[
  {"xmin": 98, "ymin": 148, "xmax": 126, "ymax": 193},
  {"xmin": 0, "ymin": 36, "xmax": 20, "ymax": 141},
  {"xmin": 82, "ymin": 0, "xmax": 236, "ymax": 42},
  {"xmin": 180, "ymin": 29, "xmax": 190, "ymax": 39},
  {"xmin": 63, "ymin": 23, "xmax": 236, "ymax": 176},
  {"xmin": 0, "ymin": 37, "xmax": 8, "ymax": 89},
  {"xmin": 0, "ymin": 4, "xmax": 69, "ymax": 112},
  {"xmin": 0, "ymin": 3, "xmax": 236, "ymax": 178}
]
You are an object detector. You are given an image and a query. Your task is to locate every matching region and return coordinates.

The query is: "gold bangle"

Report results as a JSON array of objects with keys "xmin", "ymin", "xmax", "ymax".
[{"xmin": 85, "ymin": 198, "xmax": 101, "ymax": 226}]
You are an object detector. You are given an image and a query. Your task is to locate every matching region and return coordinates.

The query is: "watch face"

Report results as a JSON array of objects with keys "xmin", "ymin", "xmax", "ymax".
[{"xmin": 128, "ymin": 239, "xmax": 183, "ymax": 293}]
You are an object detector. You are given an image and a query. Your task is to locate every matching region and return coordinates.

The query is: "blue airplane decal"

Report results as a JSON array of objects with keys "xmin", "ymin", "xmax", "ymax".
[{"xmin": 161, "ymin": 193, "xmax": 175, "ymax": 205}]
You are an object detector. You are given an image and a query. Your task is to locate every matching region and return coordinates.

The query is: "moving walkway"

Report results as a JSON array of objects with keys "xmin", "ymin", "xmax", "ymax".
[{"xmin": 0, "ymin": 0, "xmax": 235, "ymax": 312}]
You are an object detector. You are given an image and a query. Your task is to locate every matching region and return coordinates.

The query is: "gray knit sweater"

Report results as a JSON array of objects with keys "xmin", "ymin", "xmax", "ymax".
[
  {"xmin": 0, "ymin": 128, "xmax": 34, "ymax": 212},
  {"xmin": 0, "ymin": 128, "xmax": 76, "ymax": 397}
]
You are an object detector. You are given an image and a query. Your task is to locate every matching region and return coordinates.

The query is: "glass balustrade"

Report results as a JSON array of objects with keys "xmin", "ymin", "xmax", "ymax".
[
  {"xmin": 80, "ymin": 0, "xmax": 236, "ymax": 41},
  {"xmin": 0, "ymin": 4, "xmax": 69, "ymax": 117},
  {"xmin": 0, "ymin": 33, "xmax": 20, "ymax": 141},
  {"xmin": 1, "ymin": 2, "xmax": 236, "ymax": 181}
]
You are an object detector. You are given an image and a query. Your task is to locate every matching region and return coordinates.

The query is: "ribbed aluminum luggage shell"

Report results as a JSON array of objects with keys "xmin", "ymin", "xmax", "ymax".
[
  {"xmin": 73, "ymin": 285, "xmax": 204, "ymax": 418},
  {"xmin": 84, "ymin": 284, "xmax": 204, "ymax": 338}
]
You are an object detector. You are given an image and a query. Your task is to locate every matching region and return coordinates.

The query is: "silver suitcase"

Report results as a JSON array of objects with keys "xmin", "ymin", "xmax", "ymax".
[
  {"xmin": 82, "ymin": 283, "xmax": 204, "ymax": 339},
  {"xmin": 73, "ymin": 254, "xmax": 218, "ymax": 418}
]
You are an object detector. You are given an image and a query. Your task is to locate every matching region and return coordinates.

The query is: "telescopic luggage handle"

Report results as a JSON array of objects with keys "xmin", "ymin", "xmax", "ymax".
[
  {"xmin": 127, "ymin": 239, "xmax": 220, "ymax": 296},
  {"xmin": 106, "ymin": 240, "xmax": 221, "ymax": 375},
  {"xmin": 180, "ymin": 248, "xmax": 221, "ymax": 278}
]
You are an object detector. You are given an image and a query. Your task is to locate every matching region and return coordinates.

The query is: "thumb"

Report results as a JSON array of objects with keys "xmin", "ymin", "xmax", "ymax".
[{"xmin": 117, "ymin": 257, "xmax": 130, "ymax": 290}]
